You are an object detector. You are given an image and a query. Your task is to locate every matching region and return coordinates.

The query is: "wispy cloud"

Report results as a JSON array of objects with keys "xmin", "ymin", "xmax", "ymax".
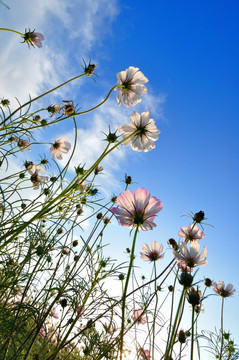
[{"xmin": 0, "ymin": 0, "xmax": 119, "ymax": 101}]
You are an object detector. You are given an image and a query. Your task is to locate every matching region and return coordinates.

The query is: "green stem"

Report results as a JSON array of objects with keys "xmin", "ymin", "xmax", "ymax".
[
  {"xmin": 165, "ymin": 287, "xmax": 186, "ymax": 359},
  {"xmin": 119, "ymin": 226, "xmax": 139, "ymax": 360},
  {"xmin": 4, "ymin": 73, "xmax": 86, "ymax": 123},
  {"xmin": 74, "ymin": 85, "xmax": 119, "ymax": 116},
  {"xmin": 0, "ymin": 28, "xmax": 24, "ymax": 36},
  {"xmin": 152, "ymin": 262, "xmax": 158, "ymax": 360},
  {"xmin": 219, "ymin": 297, "xmax": 224, "ymax": 360},
  {"xmin": 190, "ymin": 306, "xmax": 195, "ymax": 360}
]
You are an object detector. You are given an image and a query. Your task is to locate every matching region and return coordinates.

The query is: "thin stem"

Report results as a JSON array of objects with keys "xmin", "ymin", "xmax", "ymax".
[
  {"xmin": 219, "ymin": 297, "xmax": 224, "ymax": 360},
  {"xmin": 0, "ymin": 28, "xmax": 24, "ymax": 36},
  {"xmin": 152, "ymin": 261, "xmax": 158, "ymax": 360},
  {"xmin": 119, "ymin": 225, "xmax": 139, "ymax": 360},
  {"xmin": 4, "ymin": 73, "xmax": 86, "ymax": 123},
  {"xmin": 74, "ymin": 85, "xmax": 119, "ymax": 116},
  {"xmin": 190, "ymin": 306, "xmax": 195, "ymax": 360},
  {"xmin": 165, "ymin": 287, "xmax": 186, "ymax": 359}
]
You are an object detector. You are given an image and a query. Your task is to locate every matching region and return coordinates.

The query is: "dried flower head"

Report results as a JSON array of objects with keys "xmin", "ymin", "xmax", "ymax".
[
  {"xmin": 47, "ymin": 104, "xmax": 61, "ymax": 116},
  {"xmin": 62, "ymin": 100, "xmax": 75, "ymax": 115},
  {"xmin": 18, "ymin": 139, "xmax": 30, "ymax": 151}
]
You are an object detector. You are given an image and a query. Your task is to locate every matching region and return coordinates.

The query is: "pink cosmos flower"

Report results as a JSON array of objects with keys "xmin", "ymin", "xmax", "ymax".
[
  {"xmin": 76, "ymin": 305, "xmax": 84, "ymax": 314},
  {"xmin": 177, "ymin": 262, "xmax": 193, "ymax": 273},
  {"xmin": 139, "ymin": 348, "xmax": 151, "ymax": 360},
  {"xmin": 23, "ymin": 30, "xmax": 45, "ymax": 48},
  {"xmin": 50, "ymin": 138, "xmax": 71, "ymax": 160},
  {"xmin": 111, "ymin": 188, "xmax": 163, "ymax": 231},
  {"xmin": 118, "ymin": 110, "xmax": 160, "ymax": 152},
  {"xmin": 140, "ymin": 241, "xmax": 164, "ymax": 261},
  {"xmin": 173, "ymin": 241, "xmax": 207, "ymax": 268},
  {"xmin": 39, "ymin": 327, "xmax": 45, "ymax": 338},
  {"xmin": 131, "ymin": 309, "xmax": 148, "ymax": 325},
  {"xmin": 116, "ymin": 66, "xmax": 148, "ymax": 107},
  {"xmin": 178, "ymin": 224, "xmax": 205, "ymax": 242},
  {"xmin": 212, "ymin": 281, "xmax": 236, "ymax": 297},
  {"xmin": 51, "ymin": 308, "xmax": 59, "ymax": 319}
]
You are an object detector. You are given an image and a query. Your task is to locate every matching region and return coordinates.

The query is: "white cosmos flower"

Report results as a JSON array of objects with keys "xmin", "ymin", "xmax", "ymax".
[
  {"xmin": 116, "ymin": 66, "xmax": 148, "ymax": 107},
  {"xmin": 173, "ymin": 241, "xmax": 208, "ymax": 268},
  {"xmin": 118, "ymin": 110, "xmax": 160, "ymax": 152},
  {"xmin": 50, "ymin": 138, "xmax": 71, "ymax": 160},
  {"xmin": 212, "ymin": 281, "xmax": 236, "ymax": 297}
]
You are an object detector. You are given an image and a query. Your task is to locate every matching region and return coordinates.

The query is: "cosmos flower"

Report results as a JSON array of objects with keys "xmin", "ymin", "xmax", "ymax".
[
  {"xmin": 111, "ymin": 188, "xmax": 163, "ymax": 231},
  {"xmin": 51, "ymin": 308, "xmax": 59, "ymax": 319},
  {"xmin": 17, "ymin": 138, "xmax": 30, "ymax": 151},
  {"xmin": 177, "ymin": 262, "xmax": 193, "ymax": 273},
  {"xmin": 139, "ymin": 348, "xmax": 151, "ymax": 360},
  {"xmin": 178, "ymin": 224, "xmax": 205, "ymax": 242},
  {"xmin": 23, "ymin": 30, "xmax": 45, "ymax": 48},
  {"xmin": 38, "ymin": 327, "xmax": 46, "ymax": 338},
  {"xmin": 140, "ymin": 241, "xmax": 164, "ymax": 261},
  {"xmin": 24, "ymin": 161, "xmax": 46, "ymax": 175},
  {"xmin": 173, "ymin": 241, "xmax": 207, "ymax": 268},
  {"xmin": 50, "ymin": 138, "xmax": 71, "ymax": 160},
  {"xmin": 118, "ymin": 110, "xmax": 160, "ymax": 152},
  {"xmin": 30, "ymin": 172, "xmax": 48, "ymax": 190},
  {"xmin": 1, "ymin": 98, "xmax": 10, "ymax": 106},
  {"xmin": 76, "ymin": 305, "xmax": 84, "ymax": 314},
  {"xmin": 212, "ymin": 281, "xmax": 236, "ymax": 297},
  {"xmin": 47, "ymin": 104, "xmax": 61, "ymax": 116},
  {"xmin": 131, "ymin": 309, "xmax": 148, "ymax": 325},
  {"xmin": 116, "ymin": 66, "xmax": 148, "ymax": 107}
]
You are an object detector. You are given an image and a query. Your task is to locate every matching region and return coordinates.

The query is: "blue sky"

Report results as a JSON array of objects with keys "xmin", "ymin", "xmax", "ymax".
[{"xmin": 1, "ymin": 0, "xmax": 239, "ymax": 356}]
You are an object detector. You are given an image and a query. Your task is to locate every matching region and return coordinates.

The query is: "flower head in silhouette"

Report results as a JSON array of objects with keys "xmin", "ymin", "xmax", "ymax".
[
  {"xmin": 118, "ymin": 110, "xmax": 160, "ymax": 152},
  {"xmin": 140, "ymin": 241, "xmax": 164, "ymax": 261},
  {"xmin": 116, "ymin": 66, "xmax": 148, "ymax": 107},
  {"xmin": 111, "ymin": 188, "xmax": 163, "ymax": 231},
  {"xmin": 213, "ymin": 281, "xmax": 236, "ymax": 297}
]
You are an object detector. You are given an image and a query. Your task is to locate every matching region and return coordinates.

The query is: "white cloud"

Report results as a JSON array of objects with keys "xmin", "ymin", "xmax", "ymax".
[{"xmin": 0, "ymin": 0, "xmax": 119, "ymax": 102}]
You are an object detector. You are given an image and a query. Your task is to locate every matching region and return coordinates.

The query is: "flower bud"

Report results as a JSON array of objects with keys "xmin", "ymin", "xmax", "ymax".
[
  {"xmin": 125, "ymin": 174, "xmax": 132, "ymax": 185},
  {"xmin": 178, "ymin": 330, "xmax": 186, "ymax": 344},
  {"xmin": 60, "ymin": 298, "xmax": 68, "ymax": 308},
  {"xmin": 193, "ymin": 211, "xmax": 205, "ymax": 223},
  {"xmin": 187, "ymin": 287, "xmax": 201, "ymax": 307},
  {"xmin": 179, "ymin": 271, "xmax": 193, "ymax": 288},
  {"xmin": 168, "ymin": 238, "xmax": 178, "ymax": 250},
  {"xmin": 204, "ymin": 277, "xmax": 213, "ymax": 287},
  {"xmin": 72, "ymin": 240, "xmax": 78, "ymax": 247}
]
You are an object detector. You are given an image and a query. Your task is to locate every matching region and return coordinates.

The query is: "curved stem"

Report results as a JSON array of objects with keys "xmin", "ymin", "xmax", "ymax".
[
  {"xmin": 4, "ymin": 73, "xmax": 86, "ymax": 123},
  {"xmin": 119, "ymin": 226, "xmax": 139, "ymax": 360},
  {"xmin": 0, "ymin": 28, "xmax": 24, "ymax": 36},
  {"xmin": 74, "ymin": 85, "xmax": 120, "ymax": 116}
]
